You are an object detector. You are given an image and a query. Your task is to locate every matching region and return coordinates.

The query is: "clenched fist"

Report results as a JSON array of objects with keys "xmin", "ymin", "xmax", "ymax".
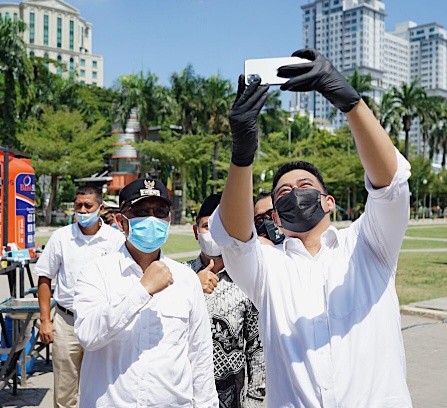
[{"xmin": 140, "ymin": 261, "xmax": 174, "ymax": 296}]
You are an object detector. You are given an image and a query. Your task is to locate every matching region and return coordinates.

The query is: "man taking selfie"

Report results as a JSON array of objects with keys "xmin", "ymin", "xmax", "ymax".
[{"xmin": 210, "ymin": 49, "xmax": 412, "ymax": 407}]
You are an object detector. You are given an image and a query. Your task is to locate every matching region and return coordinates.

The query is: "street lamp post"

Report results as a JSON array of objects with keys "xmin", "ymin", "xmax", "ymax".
[
  {"xmin": 415, "ymin": 178, "xmax": 427, "ymax": 220},
  {"xmin": 287, "ymin": 116, "xmax": 294, "ymax": 157}
]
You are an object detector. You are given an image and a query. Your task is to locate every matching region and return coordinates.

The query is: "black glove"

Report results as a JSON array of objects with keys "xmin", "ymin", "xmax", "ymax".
[
  {"xmin": 229, "ymin": 75, "xmax": 269, "ymax": 167},
  {"xmin": 277, "ymin": 49, "xmax": 360, "ymax": 113}
]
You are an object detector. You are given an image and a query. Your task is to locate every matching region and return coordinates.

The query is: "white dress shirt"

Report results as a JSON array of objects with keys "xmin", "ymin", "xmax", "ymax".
[
  {"xmin": 73, "ymin": 245, "xmax": 218, "ymax": 408},
  {"xmin": 34, "ymin": 222, "xmax": 125, "ymax": 310},
  {"xmin": 210, "ymin": 149, "xmax": 413, "ymax": 408}
]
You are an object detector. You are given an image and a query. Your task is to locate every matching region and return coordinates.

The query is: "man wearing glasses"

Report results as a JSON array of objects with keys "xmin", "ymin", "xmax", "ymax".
[
  {"xmin": 253, "ymin": 191, "xmax": 284, "ymax": 246},
  {"xmin": 73, "ymin": 177, "xmax": 218, "ymax": 407}
]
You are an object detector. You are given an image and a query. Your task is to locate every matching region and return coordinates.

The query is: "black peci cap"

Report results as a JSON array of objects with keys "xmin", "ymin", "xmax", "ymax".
[
  {"xmin": 119, "ymin": 177, "xmax": 172, "ymax": 209},
  {"xmin": 196, "ymin": 194, "xmax": 221, "ymax": 221}
]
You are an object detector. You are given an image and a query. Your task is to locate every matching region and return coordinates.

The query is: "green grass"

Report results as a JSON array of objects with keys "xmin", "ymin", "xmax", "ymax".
[
  {"xmin": 162, "ymin": 233, "xmax": 199, "ymax": 254},
  {"xmin": 396, "ymin": 251, "xmax": 447, "ymax": 305},
  {"xmin": 404, "ymin": 225, "xmax": 447, "ymax": 239},
  {"xmin": 401, "ymin": 238, "xmax": 447, "ymax": 250},
  {"xmin": 37, "ymin": 233, "xmax": 199, "ymax": 255},
  {"xmin": 35, "ymin": 224, "xmax": 446, "ymax": 305},
  {"xmin": 36, "ymin": 236, "xmax": 50, "ymax": 247},
  {"xmin": 396, "ymin": 224, "xmax": 447, "ymax": 305}
]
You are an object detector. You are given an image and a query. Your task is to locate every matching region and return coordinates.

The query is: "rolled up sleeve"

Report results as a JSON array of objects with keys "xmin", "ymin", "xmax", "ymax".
[{"xmin": 355, "ymin": 148, "xmax": 411, "ymax": 272}]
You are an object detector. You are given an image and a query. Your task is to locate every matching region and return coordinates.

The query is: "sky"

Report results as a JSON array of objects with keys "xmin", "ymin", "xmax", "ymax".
[{"xmin": 62, "ymin": 0, "xmax": 447, "ymax": 89}]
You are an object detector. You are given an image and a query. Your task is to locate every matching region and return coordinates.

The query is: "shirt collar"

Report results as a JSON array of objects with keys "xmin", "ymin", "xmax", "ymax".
[
  {"xmin": 321, "ymin": 225, "xmax": 339, "ymax": 248},
  {"xmin": 283, "ymin": 225, "xmax": 340, "ymax": 255},
  {"xmin": 119, "ymin": 243, "xmax": 165, "ymax": 277},
  {"xmin": 71, "ymin": 220, "xmax": 107, "ymax": 243}
]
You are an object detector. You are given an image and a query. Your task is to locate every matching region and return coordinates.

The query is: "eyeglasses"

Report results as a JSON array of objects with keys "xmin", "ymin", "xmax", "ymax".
[
  {"xmin": 254, "ymin": 208, "xmax": 274, "ymax": 228},
  {"xmin": 124, "ymin": 206, "xmax": 170, "ymax": 219}
]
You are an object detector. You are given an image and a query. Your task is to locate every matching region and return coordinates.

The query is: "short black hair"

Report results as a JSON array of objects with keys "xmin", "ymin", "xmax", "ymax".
[
  {"xmin": 75, "ymin": 185, "xmax": 103, "ymax": 204},
  {"xmin": 196, "ymin": 194, "xmax": 221, "ymax": 224},
  {"xmin": 272, "ymin": 161, "xmax": 327, "ymax": 195},
  {"xmin": 255, "ymin": 191, "xmax": 272, "ymax": 204}
]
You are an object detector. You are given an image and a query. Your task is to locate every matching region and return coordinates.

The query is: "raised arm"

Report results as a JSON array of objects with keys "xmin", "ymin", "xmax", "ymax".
[
  {"xmin": 278, "ymin": 49, "xmax": 396, "ymax": 188},
  {"xmin": 346, "ymin": 100, "xmax": 397, "ymax": 188},
  {"xmin": 219, "ymin": 76, "xmax": 269, "ymax": 241}
]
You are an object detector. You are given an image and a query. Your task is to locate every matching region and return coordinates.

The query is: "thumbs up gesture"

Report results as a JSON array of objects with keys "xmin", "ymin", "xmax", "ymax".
[{"xmin": 197, "ymin": 259, "xmax": 219, "ymax": 294}]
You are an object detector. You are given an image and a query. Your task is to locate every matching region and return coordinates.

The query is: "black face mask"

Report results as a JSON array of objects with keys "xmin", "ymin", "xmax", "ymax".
[
  {"xmin": 275, "ymin": 188, "xmax": 330, "ymax": 233},
  {"xmin": 256, "ymin": 219, "xmax": 285, "ymax": 245}
]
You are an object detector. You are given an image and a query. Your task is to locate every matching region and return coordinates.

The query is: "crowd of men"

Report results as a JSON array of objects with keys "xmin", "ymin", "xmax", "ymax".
[{"xmin": 35, "ymin": 49, "xmax": 413, "ymax": 408}]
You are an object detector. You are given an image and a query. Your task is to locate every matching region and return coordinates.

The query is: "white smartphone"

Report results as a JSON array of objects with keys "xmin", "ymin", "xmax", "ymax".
[{"xmin": 244, "ymin": 56, "xmax": 310, "ymax": 86}]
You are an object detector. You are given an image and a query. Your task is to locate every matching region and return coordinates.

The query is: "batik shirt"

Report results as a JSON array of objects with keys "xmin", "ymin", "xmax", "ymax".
[{"xmin": 186, "ymin": 256, "xmax": 265, "ymax": 408}]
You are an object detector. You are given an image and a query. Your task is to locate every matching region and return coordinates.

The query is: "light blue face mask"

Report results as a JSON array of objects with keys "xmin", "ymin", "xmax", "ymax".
[
  {"xmin": 75, "ymin": 208, "xmax": 101, "ymax": 228},
  {"xmin": 125, "ymin": 216, "xmax": 170, "ymax": 253}
]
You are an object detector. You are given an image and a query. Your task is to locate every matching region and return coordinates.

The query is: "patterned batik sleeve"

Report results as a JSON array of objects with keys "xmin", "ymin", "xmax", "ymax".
[{"xmin": 243, "ymin": 299, "xmax": 265, "ymax": 407}]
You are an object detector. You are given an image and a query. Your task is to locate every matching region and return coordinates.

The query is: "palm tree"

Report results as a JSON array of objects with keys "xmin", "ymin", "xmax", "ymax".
[
  {"xmin": 329, "ymin": 67, "xmax": 378, "ymax": 121},
  {"xmin": 430, "ymin": 101, "xmax": 447, "ymax": 168},
  {"xmin": 170, "ymin": 65, "xmax": 204, "ymax": 135},
  {"xmin": 113, "ymin": 72, "xmax": 168, "ymax": 140},
  {"xmin": 0, "ymin": 18, "xmax": 33, "ymax": 148},
  {"xmin": 419, "ymin": 96, "xmax": 445, "ymax": 157},
  {"xmin": 390, "ymin": 80, "xmax": 426, "ymax": 159},
  {"xmin": 199, "ymin": 76, "xmax": 233, "ymax": 194},
  {"xmin": 379, "ymin": 91, "xmax": 401, "ymax": 145},
  {"xmin": 258, "ymin": 89, "xmax": 283, "ymax": 136},
  {"xmin": 348, "ymin": 68, "xmax": 379, "ymax": 117}
]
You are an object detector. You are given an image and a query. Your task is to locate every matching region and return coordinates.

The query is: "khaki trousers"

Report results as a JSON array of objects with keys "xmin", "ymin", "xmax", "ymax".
[{"xmin": 52, "ymin": 309, "xmax": 84, "ymax": 408}]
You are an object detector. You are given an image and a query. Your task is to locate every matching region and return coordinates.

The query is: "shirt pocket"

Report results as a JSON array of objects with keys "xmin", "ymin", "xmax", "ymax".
[{"xmin": 159, "ymin": 304, "xmax": 189, "ymax": 345}]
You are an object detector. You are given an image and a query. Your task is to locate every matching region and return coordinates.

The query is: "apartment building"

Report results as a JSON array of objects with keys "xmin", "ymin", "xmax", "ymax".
[
  {"xmin": 0, "ymin": 0, "xmax": 103, "ymax": 86},
  {"xmin": 299, "ymin": 0, "xmax": 447, "ymax": 161}
]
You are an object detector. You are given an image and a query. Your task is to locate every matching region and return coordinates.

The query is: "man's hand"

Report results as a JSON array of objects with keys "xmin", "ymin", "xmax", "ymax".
[
  {"xmin": 140, "ymin": 261, "xmax": 174, "ymax": 295},
  {"xmin": 39, "ymin": 320, "xmax": 54, "ymax": 344},
  {"xmin": 197, "ymin": 259, "xmax": 219, "ymax": 294},
  {"xmin": 229, "ymin": 75, "xmax": 270, "ymax": 166},
  {"xmin": 277, "ymin": 49, "xmax": 360, "ymax": 113}
]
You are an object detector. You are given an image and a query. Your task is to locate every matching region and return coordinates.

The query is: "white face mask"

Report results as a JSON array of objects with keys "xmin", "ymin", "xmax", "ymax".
[
  {"xmin": 197, "ymin": 231, "xmax": 222, "ymax": 258},
  {"xmin": 75, "ymin": 208, "xmax": 101, "ymax": 228}
]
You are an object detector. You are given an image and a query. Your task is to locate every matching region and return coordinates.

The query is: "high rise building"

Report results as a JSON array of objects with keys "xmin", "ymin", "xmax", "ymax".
[
  {"xmin": 301, "ymin": 0, "xmax": 386, "ymax": 126},
  {"xmin": 0, "ymin": 0, "xmax": 103, "ymax": 86},
  {"xmin": 299, "ymin": 0, "xmax": 447, "ymax": 163}
]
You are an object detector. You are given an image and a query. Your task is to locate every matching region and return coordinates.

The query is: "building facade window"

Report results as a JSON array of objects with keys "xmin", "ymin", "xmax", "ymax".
[
  {"xmin": 43, "ymin": 15, "xmax": 49, "ymax": 46},
  {"xmin": 57, "ymin": 55, "xmax": 62, "ymax": 75},
  {"xmin": 44, "ymin": 52, "xmax": 49, "ymax": 67},
  {"xmin": 92, "ymin": 71, "xmax": 97, "ymax": 79},
  {"xmin": 57, "ymin": 17, "xmax": 62, "ymax": 48},
  {"xmin": 80, "ymin": 69, "xmax": 85, "ymax": 78},
  {"xmin": 29, "ymin": 12, "xmax": 35, "ymax": 44},
  {"xmin": 80, "ymin": 58, "xmax": 85, "ymax": 67},
  {"xmin": 92, "ymin": 60, "xmax": 97, "ymax": 69},
  {"xmin": 5, "ymin": 12, "xmax": 10, "ymax": 20},
  {"xmin": 69, "ymin": 57, "xmax": 75, "ymax": 78},
  {"xmin": 13, "ymin": 13, "xmax": 18, "ymax": 21},
  {"xmin": 69, "ymin": 20, "xmax": 74, "ymax": 51}
]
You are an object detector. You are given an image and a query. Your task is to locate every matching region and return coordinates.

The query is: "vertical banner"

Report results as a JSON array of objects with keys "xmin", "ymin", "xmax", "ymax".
[{"xmin": 15, "ymin": 173, "xmax": 36, "ymax": 248}]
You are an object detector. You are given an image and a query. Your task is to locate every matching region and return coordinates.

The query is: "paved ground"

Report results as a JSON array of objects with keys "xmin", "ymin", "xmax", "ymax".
[
  {"xmin": 1, "ymin": 222, "xmax": 446, "ymax": 407},
  {"xmin": 1, "ymin": 309, "xmax": 446, "ymax": 408}
]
